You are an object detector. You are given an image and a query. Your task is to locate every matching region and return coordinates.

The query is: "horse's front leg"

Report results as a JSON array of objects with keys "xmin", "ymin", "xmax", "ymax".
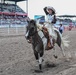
[
  {"xmin": 34, "ymin": 50, "xmax": 39, "ymax": 62},
  {"xmin": 38, "ymin": 52, "xmax": 44, "ymax": 70},
  {"xmin": 34, "ymin": 50, "xmax": 43, "ymax": 70}
]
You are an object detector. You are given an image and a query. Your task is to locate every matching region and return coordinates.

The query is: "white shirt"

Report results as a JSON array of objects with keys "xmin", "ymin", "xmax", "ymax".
[
  {"xmin": 59, "ymin": 26, "xmax": 64, "ymax": 31},
  {"xmin": 46, "ymin": 14, "xmax": 54, "ymax": 23}
]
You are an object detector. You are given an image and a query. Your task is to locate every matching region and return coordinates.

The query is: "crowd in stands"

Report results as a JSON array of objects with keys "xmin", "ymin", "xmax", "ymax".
[
  {"xmin": 0, "ymin": 3, "xmax": 27, "ymax": 26},
  {"xmin": 0, "ymin": 15, "xmax": 27, "ymax": 25},
  {"xmin": 0, "ymin": 3, "xmax": 25, "ymax": 13}
]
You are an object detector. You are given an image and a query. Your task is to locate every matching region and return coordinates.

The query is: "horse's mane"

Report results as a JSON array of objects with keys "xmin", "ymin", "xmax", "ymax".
[{"xmin": 29, "ymin": 19, "xmax": 36, "ymax": 26}]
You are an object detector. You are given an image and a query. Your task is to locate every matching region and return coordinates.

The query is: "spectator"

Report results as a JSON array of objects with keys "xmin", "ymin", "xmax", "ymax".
[{"xmin": 59, "ymin": 24, "xmax": 64, "ymax": 34}]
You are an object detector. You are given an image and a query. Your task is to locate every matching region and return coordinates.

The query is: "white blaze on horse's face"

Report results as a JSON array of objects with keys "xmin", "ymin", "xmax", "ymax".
[{"xmin": 25, "ymin": 30, "xmax": 29, "ymax": 38}]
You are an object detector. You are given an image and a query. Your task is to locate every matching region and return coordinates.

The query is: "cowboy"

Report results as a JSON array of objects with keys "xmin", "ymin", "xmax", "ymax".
[{"xmin": 43, "ymin": 6, "xmax": 57, "ymax": 47}]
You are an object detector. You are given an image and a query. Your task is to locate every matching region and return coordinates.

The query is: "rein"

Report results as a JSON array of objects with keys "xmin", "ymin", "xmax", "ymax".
[{"xmin": 31, "ymin": 31, "xmax": 38, "ymax": 37}]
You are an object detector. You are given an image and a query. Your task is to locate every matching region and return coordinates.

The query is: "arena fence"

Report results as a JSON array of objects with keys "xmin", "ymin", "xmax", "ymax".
[{"xmin": 0, "ymin": 25, "xmax": 27, "ymax": 37}]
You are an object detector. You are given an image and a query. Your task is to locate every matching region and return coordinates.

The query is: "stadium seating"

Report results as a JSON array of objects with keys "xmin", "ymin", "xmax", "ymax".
[{"xmin": 0, "ymin": 3, "xmax": 27, "ymax": 27}]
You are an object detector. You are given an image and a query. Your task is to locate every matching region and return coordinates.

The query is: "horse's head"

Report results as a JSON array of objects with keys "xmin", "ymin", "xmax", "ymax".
[{"xmin": 25, "ymin": 20, "xmax": 37, "ymax": 39}]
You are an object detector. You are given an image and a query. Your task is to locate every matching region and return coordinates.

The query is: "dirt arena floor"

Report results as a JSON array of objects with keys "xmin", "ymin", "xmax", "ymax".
[{"xmin": 0, "ymin": 28, "xmax": 76, "ymax": 75}]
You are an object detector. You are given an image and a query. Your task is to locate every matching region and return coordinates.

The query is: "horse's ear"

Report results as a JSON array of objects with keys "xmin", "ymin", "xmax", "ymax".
[
  {"xmin": 30, "ymin": 20, "xmax": 36, "ymax": 26},
  {"xmin": 27, "ymin": 20, "xmax": 30, "ymax": 24},
  {"xmin": 33, "ymin": 20, "xmax": 36, "ymax": 26}
]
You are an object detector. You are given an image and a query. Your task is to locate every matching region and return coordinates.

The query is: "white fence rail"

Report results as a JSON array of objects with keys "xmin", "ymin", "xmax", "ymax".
[{"xmin": 0, "ymin": 26, "xmax": 26, "ymax": 36}]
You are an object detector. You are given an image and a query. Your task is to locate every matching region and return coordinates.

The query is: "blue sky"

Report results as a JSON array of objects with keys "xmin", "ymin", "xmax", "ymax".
[{"xmin": 17, "ymin": 0, "xmax": 76, "ymax": 19}]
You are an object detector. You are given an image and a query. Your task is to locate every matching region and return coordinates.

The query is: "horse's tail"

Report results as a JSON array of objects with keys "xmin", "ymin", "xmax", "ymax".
[
  {"xmin": 54, "ymin": 28, "xmax": 70, "ymax": 47},
  {"xmin": 58, "ymin": 30, "xmax": 70, "ymax": 47},
  {"xmin": 61, "ymin": 35, "xmax": 70, "ymax": 47}
]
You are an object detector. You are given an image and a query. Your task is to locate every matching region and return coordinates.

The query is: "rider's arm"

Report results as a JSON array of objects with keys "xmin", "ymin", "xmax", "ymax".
[
  {"xmin": 46, "ymin": 15, "xmax": 54, "ymax": 23},
  {"xmin": 43, "ymin": 7, "xmax": 49, "ymax": 15},
  {"xmin": 37, "ymin": 24, "xmax": 43, "ymax": 30}
]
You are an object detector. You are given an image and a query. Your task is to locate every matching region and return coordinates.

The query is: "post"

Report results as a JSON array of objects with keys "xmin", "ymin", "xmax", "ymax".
[
  {"xmin": 26, "ymin": 0, "xmax": 28, "ymax": 16},
  {"xmin": 1, "ymin": 0, "xmax": 2, "ymax": 26},
  {"xmin": 15, "ymin": 2, "xmax": 18, "ymax": 34},
  {"xmin": 8, "ymin": 26, "xmax": 9, "ymax": 34},
  {"xmin": 24, "ymin": 0, "xmax": 28, "ymax": 34}
]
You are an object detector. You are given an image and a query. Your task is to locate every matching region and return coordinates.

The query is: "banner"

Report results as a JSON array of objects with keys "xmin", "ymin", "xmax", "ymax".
[{"xmin": 34, "ymin": 15, "xmax": 45, "ymax": 24}]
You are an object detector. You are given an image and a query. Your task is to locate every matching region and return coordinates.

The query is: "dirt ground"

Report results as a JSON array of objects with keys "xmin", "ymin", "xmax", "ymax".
[{"xmin": 0, "ymin": 29, "xmax": 76, "ymax": 75}]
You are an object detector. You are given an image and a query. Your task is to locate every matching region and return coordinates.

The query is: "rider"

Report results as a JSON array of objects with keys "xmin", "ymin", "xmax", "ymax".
[{"xmin": 43, "ymin": 6, "xmax": 57, "ymax": 47}]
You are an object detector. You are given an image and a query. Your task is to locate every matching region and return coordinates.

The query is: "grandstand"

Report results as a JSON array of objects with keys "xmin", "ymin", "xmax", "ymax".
[{"xmin": 0, "ymin": 0, "xmax": 28, "ymax": 27}]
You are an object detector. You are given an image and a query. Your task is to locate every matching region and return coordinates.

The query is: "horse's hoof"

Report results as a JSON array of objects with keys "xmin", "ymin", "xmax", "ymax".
[
  {"xmin": 34, "ymin": 70, "xmax": 43, "ymax": 73},
  {"xmin": 39, "ymin": 64, "xmax": 42, "ymax": 70},
  {"xmin": 27, "ymin": 40, "xmax": 31, "ymax": 43},
  {"xmin": 53, "ymin": 55, "xmax": 58, "ymax": 59}
]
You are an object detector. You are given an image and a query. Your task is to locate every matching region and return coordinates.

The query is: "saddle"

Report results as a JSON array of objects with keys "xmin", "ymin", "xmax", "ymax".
[{"xmin": 42, "ymin": 27, "xmax": 54, "ymax": 50}]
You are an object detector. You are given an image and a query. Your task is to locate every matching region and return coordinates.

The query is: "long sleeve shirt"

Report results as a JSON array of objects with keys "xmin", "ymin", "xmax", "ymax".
[{"xmin": 43, "ymin": 7, "xmax": 56, "ymax": 24}]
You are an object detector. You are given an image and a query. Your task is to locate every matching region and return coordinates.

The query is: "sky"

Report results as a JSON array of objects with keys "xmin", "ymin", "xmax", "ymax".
[{"xmin": 17, "ymin": 0, "xmax": 76, "ymax": 19}]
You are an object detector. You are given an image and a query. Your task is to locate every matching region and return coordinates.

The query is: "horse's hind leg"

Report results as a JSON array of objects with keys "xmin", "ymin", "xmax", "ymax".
[{"xmin": 53, "ymin": 46, "xmax": 58, "ymax": 59}]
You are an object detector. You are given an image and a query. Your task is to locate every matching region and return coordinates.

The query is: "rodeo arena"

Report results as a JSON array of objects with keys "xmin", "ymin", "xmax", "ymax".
[{"xmin": 0, "ymin": 0, "xmax": 76, "ymax": 75}]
